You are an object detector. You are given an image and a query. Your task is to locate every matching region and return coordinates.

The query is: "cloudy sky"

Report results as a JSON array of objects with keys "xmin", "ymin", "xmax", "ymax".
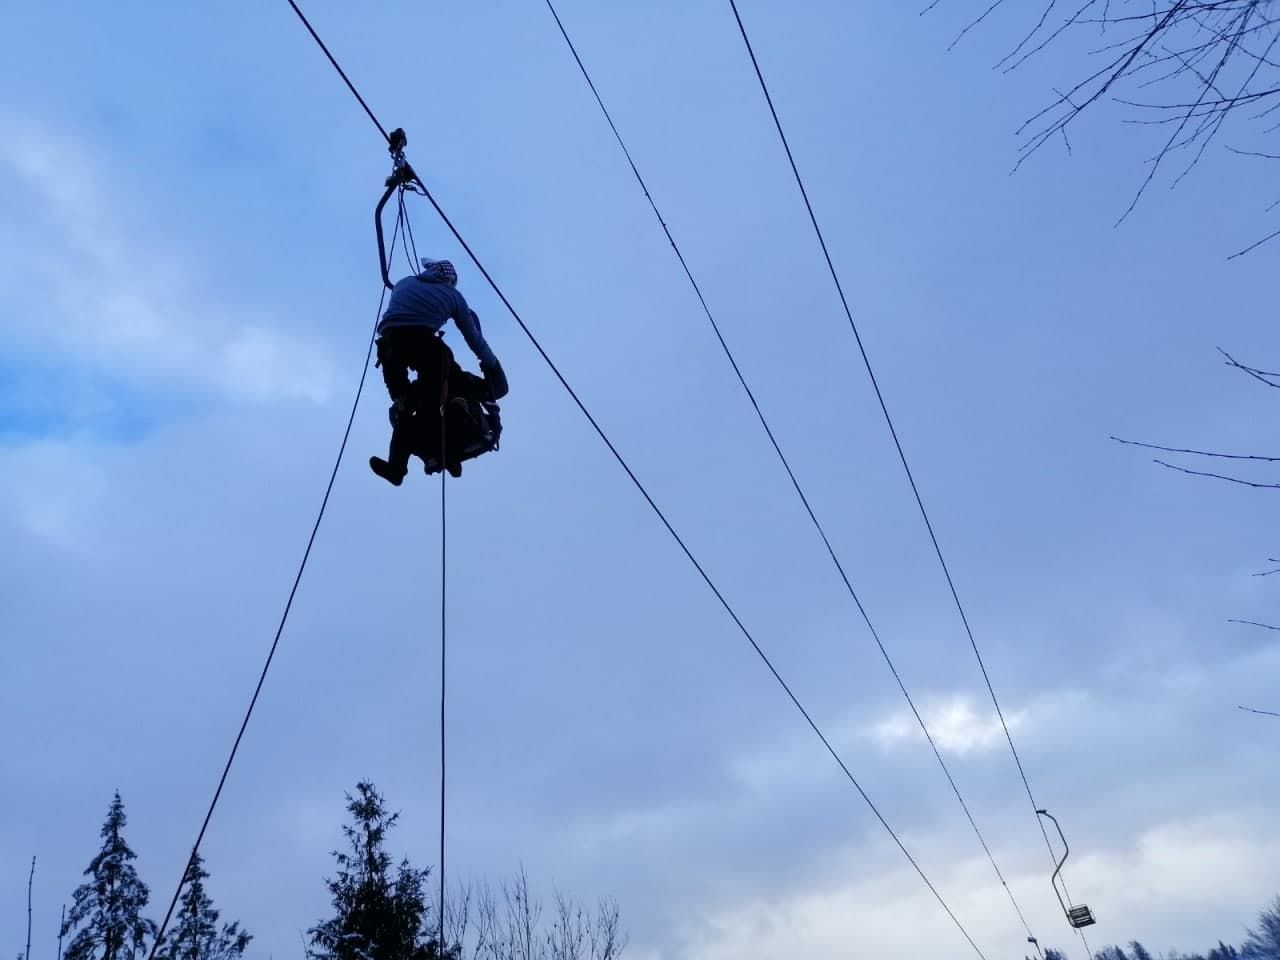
[{"xmin": 3, "ymin": 2, "xmax": 1279, "ymax": 958}]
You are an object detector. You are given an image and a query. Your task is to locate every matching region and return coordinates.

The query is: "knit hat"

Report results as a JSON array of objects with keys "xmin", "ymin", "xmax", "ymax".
[{"xmin": 419, "ymin": 257, "xmax": 458, "ymax": 286}]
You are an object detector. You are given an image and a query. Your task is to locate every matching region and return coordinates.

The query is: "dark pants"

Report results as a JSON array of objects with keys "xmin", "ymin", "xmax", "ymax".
[
  {"xmin": 375, "ymin": 328, "xmax": 500, "ymax": 476},
  {"xmin": 377, "ymin": 326, "xmax": 450, "ymax": 406}
]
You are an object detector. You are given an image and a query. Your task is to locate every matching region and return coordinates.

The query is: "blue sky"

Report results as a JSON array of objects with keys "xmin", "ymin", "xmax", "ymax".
[{"xmin": 3, "ymin": 2, "xmax": 1279, "ymax": 958}]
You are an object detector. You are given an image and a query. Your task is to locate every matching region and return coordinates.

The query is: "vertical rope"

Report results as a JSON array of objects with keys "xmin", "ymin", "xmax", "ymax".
[
  {"xmin": 400, "ymin": 188, "xmax": 422, "ymax": 271},
  {"xmin": 437, "ymin": 345, "xmax": 449, "ymax": 957}
]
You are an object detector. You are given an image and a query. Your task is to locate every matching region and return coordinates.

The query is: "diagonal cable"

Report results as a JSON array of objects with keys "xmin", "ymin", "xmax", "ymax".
[
  {"xmin": 725, "ymin": 0, "xmax": 1079, "ymax": 913},
  {"xmin": 277, "ymin": 5, "xmax": 991, "ymax": 956},
  {"xmin": 414, "ymin": 167, "xmax": 990, "ymax": 960},
  {"xmin": 147, "ymin": 212, "xmax": 405, "ymax": 958},
  {"xmin": 539, "ymin": 0, "xmax": 1039, "ymax": 943}
]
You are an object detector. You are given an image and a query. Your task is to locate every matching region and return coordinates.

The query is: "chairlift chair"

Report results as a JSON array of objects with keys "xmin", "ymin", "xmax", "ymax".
[{"xmin": 1036, "ymin": 809, "xmax": 1098, "ymax": 930}]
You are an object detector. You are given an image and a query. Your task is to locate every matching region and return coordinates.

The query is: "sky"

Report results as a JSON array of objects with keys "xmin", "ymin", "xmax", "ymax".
[{"xmin": 2, "ymin": 2, "xmax": 1279, "ymax": 959}]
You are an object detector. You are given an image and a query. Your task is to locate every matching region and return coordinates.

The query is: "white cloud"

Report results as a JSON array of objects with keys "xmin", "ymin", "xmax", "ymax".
[
  {"xmin": 868, "ymin": 695, "xmax": 1027, "ymax": 756},
  {"xmin": 727, "ymin": 692, "xmax": 1027, "ymax": 797},
  {"xmin": 673, "ymin": 808, "xmax": 1280, "ymax": 960},
  {"xmin": 0, "ymin": 117, "xmax": 339, "ymax": 410}
]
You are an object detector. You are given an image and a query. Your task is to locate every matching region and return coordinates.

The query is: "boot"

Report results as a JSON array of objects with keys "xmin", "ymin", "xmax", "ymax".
[{"xmin": 369, "ymin": 456, "xmax": 406, "ymax": 486}]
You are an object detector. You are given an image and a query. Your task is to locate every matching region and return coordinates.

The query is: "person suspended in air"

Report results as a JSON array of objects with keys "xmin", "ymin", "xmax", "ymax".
[{"xmin": 369, "ymin": 257, "xmax": 508, "ymax": 485}]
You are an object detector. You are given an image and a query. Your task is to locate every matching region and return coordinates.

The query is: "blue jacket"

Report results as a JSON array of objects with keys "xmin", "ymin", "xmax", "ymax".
[{"xmin": 378, "ymin": 265, "xmax": 501, "ymax": 374}]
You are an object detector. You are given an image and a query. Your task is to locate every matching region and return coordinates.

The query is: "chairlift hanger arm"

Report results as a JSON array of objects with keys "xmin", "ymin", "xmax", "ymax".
[
  {"xmin": 375, "ymin": 177, "xmax": 405, "ymax": 290},
  {"xmin": 1036, "ymin": 809, "xmax": 1097, "ymax": 929},
  {"xmin": 374, "ymin": 127, "xmax": 420, "ymax": 290},
  {"xmin": 1037, "ymin": 808, "xmax": 1073, "ymax": 920}
]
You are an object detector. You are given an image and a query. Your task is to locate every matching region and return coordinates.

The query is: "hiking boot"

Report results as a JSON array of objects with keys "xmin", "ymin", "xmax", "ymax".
[{"xmin": 369, "ymin": 456, "xmax": 406, "ymax": 486}]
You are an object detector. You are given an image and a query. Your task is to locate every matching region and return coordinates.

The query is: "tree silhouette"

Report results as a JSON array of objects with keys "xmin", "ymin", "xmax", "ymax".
[
  {"xmin": 1242, "ymin": 895, "xmax": 1280, "ymax": 959},
  {"xmin": 61, "ymin": 793, "xmax": 156, "ymax": 960},
  {"xmin": 307, "ymin": 781, "xmax": 451, "ymax": 960},
  {"xmin": 154, "ymin": 853, "xmax": 249, "ymax": 960}
]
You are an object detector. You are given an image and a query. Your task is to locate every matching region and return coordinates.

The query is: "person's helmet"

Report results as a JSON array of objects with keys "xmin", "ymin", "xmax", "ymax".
[{"xmin": 420, "ymin": 257, "xmax": 458, "ymax": 286}]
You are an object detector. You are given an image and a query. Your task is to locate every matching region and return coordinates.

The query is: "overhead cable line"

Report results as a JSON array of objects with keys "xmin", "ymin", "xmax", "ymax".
[
  {"xmin": 284, "ymin": 0, "xmax": 390, "ymax": 142},
  {"xmin": 276, "ymin": 4, "xmax": 989, "ymax": 956},
  {"xmin": 724, "ymin": 0, "xmax": 1089, "ymax": 937},
  {"xmin": 538, "ymin": 0, "xmax": 1038, "ymax": 944},
  {"xmin": 148, "ymin": 212, "xmax": 407, "ymax": 959}
]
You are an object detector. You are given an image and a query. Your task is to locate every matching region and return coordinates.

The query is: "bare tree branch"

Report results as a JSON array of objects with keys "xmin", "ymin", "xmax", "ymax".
[
  {"xmin": 1227, "ymin": 145, "xmax": 1280, "ymax": 158},
  {"xmin": 1238, "ymin": 704, "xmax": 1280, "ymax": 717},
  {"xmin": 1219, "ymin": 346, "xmax": 1280, "ymax": 385},
  {"xmin": 935, "ymin": 0, "xmax": 1280, "ymax": 250},
  {"xmin": 25, "ymin": 857, "xmax": 34, "ymax": 960},
  {"xmin": 462, "ymin": 871, "xmax": 624, "ymax": 960},
  {"xmin": 1229, "ymin": 619, "xmax": 1280, "ymax": 630},
  {"xmin": 1153, "ymin": 458, "xmax": 1280, "ymax": 487},
  {"xmin": 1111, "ymin": 435, "xmax": 1280, "ymax": 460},
  {"xmin": 1228, "ymin": 223, "xmax": 1280, "ymax": 257}
]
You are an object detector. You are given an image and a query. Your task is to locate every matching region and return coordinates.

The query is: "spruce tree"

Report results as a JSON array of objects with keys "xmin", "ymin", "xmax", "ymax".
[
  {"xmin": 307, "ymin": 781, "xmax": 447, "ymax": 960},
  {"xmin": 61, "ymin": 793, "xmax": 157, "ymax": 960},
  {"xmin": 1243, "ymin": 896, "xmax": 1280, "ymax": 960},
  {"xmin": 154, "ymin": 853, "xmax": 249, "ymax": 960}
]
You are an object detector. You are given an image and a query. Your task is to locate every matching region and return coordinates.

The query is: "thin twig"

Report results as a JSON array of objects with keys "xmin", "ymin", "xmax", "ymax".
[
  {"xmin": 1218, "ymin": 347, "xmax": 1280, "ymax": 386},
  {"xmin": 1238, "ymin": 704, "xmax": 1280, "ymax": 718},
  {"xmin": 1153, "ymin": 459, "xmax": 1280, "ymax": 488},
  {"xmin": 1112, "ymin": 435, "xmax": 1280, "ymax": 461}
]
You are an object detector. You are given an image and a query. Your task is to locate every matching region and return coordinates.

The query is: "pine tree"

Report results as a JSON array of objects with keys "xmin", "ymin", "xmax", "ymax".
[
  {"xmin": 1243, "ymin": 896, "xmax": 1280, "ymax": 960},
  {"xmin": 61, "ymin": 793, "xmax": 157, "ymax": 960},
  {"xmin": 154, "ymin": 853, "xmax": 249, "ymax": 960},
  {"xmin": 307, "ymin": 781, "xmax": 447, "ymax": 960}
]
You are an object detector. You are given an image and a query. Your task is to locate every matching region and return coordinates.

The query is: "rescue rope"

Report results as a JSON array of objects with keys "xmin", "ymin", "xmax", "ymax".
[
  {"xmin": 400, "ymin": 187, "xmax": 423, "ymax": 271},
  {"xmin": 437, "ymin": 344, "xmax": 449, "ymax": 953}
]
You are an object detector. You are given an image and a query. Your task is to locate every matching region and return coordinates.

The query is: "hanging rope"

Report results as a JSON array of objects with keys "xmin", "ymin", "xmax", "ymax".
[
  {"xmin": 437, "ymin": 342, "xmax": 449, "ymax": 955},
  {"xmin": 147, "ymin": 211, "xmax": 407, "ymax": 959},
  {"xmin": 396, "ymin": 189, "xmax": 447, "ymax": 951},
  {"xmin": 399, "ymin": 187, "xmax": 423, "ymax": 271}
]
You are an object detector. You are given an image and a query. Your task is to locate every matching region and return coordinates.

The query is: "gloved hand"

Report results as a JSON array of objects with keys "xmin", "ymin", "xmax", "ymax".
[
  {"xmin": 480, "ymin": 360, "xmax": 509, "ymax": 401},
  {"xmin": 388, "ymin": 397, "xmax": 410, "ymax": 428}
]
